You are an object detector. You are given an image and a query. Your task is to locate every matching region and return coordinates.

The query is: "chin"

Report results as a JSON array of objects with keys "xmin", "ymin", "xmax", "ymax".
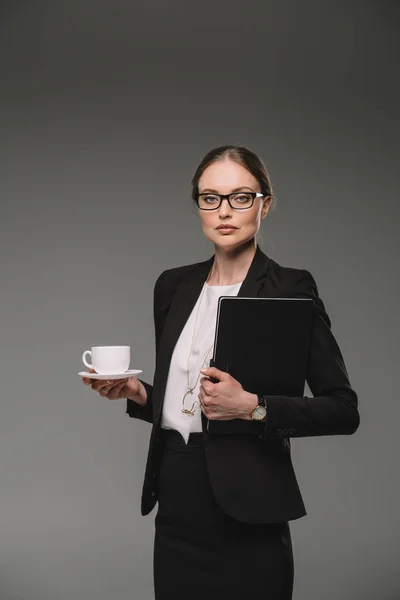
[
  {"xmin": 211, "ymin": 233, "xmax": 257, "ymax": 250},
  {"xmin": 211, "ymin": 236, "xmax": 241, "ymax": 247}
]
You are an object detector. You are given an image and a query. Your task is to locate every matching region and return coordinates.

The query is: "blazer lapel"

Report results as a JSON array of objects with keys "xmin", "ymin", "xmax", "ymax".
[
  {"xmin": 153, "ymin": 244, "xmax": 271, "ymax": 424},
  {"xmin": 236, "ymin": 244, "xmax": 271, "ymax": 299}
]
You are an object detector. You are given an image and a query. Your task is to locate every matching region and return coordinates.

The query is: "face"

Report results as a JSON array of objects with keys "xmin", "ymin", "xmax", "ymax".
[{"xmin": 196, "ymin": 158, "xmax": 272, "ymax": 249}]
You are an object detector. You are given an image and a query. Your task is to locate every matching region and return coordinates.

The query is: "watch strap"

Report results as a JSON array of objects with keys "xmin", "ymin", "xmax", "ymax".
[{"xmin": 257, "ymin": 394, "xmax": 267, "ymax": 409}]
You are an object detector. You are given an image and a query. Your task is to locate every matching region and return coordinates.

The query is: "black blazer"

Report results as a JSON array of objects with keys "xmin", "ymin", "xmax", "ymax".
[{"xmin": 126, "ymin": 245, "xmax": 360, "ymax": 524}]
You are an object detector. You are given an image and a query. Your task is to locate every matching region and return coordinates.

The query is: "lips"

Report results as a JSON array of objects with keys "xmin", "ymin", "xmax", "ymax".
[{"xmin": 217, "ymin": 226, "xmax": 237, "ymax": 230}]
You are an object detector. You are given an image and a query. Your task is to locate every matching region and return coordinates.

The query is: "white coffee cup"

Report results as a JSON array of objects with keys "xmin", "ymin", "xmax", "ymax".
[{"xmin": 82, "ymin": 346, "xmax": 130, "ymax": 375}]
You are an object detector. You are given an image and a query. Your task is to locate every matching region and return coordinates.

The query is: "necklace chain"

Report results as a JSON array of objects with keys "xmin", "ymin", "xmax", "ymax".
[{"xmin": 181, "ymin": 264, "xmax": 215, "ymax": 416}]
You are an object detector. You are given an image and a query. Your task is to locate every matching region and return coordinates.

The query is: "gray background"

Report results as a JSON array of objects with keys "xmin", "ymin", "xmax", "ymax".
[{"xmin": 1, "ymin": 1, "xmax": 399, "ymax": 599}]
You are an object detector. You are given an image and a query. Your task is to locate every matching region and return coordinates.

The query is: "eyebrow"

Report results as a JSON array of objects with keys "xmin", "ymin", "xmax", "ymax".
[{"xmin": 199, "ymin": 186, "xmax": 255, "ymax": 194}]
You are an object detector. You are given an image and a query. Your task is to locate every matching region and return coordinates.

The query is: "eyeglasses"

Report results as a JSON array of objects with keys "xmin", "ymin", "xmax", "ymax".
[{"xmin": 195, "ymin": 192, "xmax": 265, "ymax": 210}]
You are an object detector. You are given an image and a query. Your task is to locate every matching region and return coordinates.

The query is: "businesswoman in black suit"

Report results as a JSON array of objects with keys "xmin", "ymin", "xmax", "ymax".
[{"xmin": 82, "ymin": 145, "xmax": 360, "ymax": 600}]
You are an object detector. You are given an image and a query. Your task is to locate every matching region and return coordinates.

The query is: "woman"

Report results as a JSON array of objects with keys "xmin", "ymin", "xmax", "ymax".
[{"xmin": 82, "ymin": 145, "xmax": 360, "ymax": 599}]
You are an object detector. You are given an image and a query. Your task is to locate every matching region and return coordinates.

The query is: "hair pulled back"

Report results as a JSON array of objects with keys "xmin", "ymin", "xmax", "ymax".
[{"xmin": 191, "ymin": 145, "xmax": 275, "ymax": 210}]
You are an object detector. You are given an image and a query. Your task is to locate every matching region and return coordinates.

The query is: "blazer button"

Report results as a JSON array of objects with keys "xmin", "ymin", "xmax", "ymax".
[{"xmin": 276, "ymin": 428, "xmax": 283, "ymax": 435}]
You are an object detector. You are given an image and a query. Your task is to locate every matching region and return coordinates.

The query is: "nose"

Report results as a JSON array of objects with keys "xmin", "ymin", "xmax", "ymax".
[{"xmin": 218, "ymin": 197, "xmax": 233, "ymax": 215}]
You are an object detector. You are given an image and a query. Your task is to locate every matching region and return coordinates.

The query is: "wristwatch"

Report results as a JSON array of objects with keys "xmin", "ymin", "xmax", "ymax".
[{"xmin": 251, "ymin": 394, "xmax": 267, "ymax": 422}]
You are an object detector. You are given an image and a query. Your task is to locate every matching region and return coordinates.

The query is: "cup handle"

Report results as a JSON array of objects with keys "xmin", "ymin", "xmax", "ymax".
[{"xmin": 82, "ymin": 350, "xmax": 93, "ymax": 370}]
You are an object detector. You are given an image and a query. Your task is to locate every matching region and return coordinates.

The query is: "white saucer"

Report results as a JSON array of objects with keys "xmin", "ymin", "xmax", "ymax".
[{"xmin": 78, "ymin": 369, "xmax": 143, "ymax": 380}]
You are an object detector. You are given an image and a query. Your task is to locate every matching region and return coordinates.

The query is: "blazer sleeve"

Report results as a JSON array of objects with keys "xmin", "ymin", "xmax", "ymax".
[
  {"xmin": 260, "ymin": 269, "xmax": 360, "ymax": 440},
  {"xmin": 125, "ymin": 269, "xmax": 170, "ymax": 424}
]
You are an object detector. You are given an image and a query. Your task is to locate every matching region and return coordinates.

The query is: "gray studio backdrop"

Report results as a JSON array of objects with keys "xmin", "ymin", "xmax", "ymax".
[{"xmin": 1, "ymin": 2, "xmax": 399, "ymax": 599}]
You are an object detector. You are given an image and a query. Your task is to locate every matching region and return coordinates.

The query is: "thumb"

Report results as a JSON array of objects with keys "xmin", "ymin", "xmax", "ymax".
[{"xmin": 200, "ymin": 366, "xmax": 227, "ymax": 380}]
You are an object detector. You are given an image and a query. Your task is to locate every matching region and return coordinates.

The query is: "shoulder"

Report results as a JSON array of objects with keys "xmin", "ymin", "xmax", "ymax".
[
  {"xmin": 267, "ymin": 257, "xmax": 319, "ymax": 298},
  {"xmin": 272, "ymin": 260, "xmax": 331, "ymax": 328},
  {"xmin": 267, "ymin": 258, "xmax": 330, "ymax": 324},
  {"xmin": 155, "ymin": 262, "xmax": 198, "ymax": 285},
  {"xmin": 153, "ymin": 258, "xmax": 207, "ymax": 296}
]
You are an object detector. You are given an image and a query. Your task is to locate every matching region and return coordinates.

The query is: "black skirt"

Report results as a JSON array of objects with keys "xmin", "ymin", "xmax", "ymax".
[{"xmin": 153, "ymin": 429, "xmax": 294, "ymax": 600}]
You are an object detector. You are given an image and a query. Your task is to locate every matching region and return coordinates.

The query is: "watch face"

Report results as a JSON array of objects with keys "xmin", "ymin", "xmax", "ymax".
[{"xmin": 253, "ymin": 406, "xmax": 267, "ymax": 420}]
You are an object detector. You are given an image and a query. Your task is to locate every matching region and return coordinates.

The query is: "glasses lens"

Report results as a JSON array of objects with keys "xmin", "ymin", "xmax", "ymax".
[
  {"xmin": 197, "ymin": 194, "xmax": 220, "ymax": 209},
  {"xmin": 197, "ymin": 193, "xmax": 254, "ymax": 210},
  {"xmin": 230, "ymin": 193, "xmax": 253, "ymax": 209}
]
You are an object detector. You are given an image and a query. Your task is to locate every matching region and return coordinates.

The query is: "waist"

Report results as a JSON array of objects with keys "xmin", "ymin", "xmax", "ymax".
[{"xmin": 160, "ymin": 428, "xmax": 205, "ymax": 451}]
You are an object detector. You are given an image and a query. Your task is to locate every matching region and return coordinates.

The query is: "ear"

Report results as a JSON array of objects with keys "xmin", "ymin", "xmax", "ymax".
[{"xmin": 261, "ymin": 196, "xmax": 272, "ymax": 220}]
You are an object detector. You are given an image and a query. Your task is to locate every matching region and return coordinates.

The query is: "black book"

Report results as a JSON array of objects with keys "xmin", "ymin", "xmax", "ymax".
[{"xmin": 203, "ymin": 296, "xmax": 314, "ymax": 435}]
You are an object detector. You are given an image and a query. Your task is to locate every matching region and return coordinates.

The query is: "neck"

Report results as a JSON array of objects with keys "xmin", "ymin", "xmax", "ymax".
[{"xmin": 208, "ymin": 239, "xmax": 257, "ymax": 285}]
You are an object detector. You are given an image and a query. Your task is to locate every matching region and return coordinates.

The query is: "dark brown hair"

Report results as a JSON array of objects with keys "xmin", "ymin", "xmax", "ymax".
[{"xmin": 191, "ymin": 145, "xmax": 276, "ymax": 210}]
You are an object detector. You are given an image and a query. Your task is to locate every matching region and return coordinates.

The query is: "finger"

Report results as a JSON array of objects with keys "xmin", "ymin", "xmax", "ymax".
[
  {"xmin": 95, "ymin": 381, "xmax": 112, "ymax": 394},
  {"xmin": 99, "ymin": 382, "xmax": 116, "ymax": 395},
  {"xmin": 101, "ymin": 379, "xmax": 126, "ymax": 397},
  {"xmin": 83, "ymin": 368, "xmax": 100, "ymax": 386},
  {"xmin": 200, "ymin": 376, "xmax": 220, "ymax": 389},
  {"xmin": 91, "ymin": 381, "xmax": 104, "ymax": 392},
  {"xmin": 93, "ymin": 375, "xmax": 129, "ymax": 392},
  {"xmin": 200, "ymin": 400, "xmax": 209, "ymax": 416},
  {"xmin": 93, "ymin": 378, "xmax": 114, "ymax": 392},
  {"xmin": 82, "ymin": 368, "xmax": 98, "ymax": 385},
  {"xmin": 107, "ymin": 381, "xmax": 127, "ymax": 400},
  {"xmin": 199, "ymin": 366, "xmax": 228, "ymax": 381},
  {"xmin": 199, "ymin": 382, "xmax": 212, "ymax": 397},
  {"xmin": 199, "ymin": 391, "xmax": 210, "ymax": 407}
]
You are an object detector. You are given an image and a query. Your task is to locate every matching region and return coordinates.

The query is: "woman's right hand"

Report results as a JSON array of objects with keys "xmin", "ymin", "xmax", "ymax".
[{"xmin": 81, "ymin": 368, "xmax": 147, "ymax": 406}]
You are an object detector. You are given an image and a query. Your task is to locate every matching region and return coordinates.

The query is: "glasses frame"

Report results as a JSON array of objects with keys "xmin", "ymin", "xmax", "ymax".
[{"xmin": 195, "ymin": 191, "xmax": 265, "ymax": 210}]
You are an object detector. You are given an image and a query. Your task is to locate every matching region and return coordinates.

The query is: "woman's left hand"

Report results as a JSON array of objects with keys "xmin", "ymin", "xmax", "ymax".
[{"xmin": 198, "ymin": 367, "xmax": 256, "ymax": 421}]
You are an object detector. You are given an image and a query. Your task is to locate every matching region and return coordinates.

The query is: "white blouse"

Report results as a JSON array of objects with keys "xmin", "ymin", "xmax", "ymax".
[{"xmin": 161, "ymin": 280, "xmax": 243, "ymax": 444}]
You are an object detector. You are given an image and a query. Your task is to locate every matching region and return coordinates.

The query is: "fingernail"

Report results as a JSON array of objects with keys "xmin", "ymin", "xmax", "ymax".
[{"xmin": 200, "ymin": 368, "xmax": 207, "ymax": 373}]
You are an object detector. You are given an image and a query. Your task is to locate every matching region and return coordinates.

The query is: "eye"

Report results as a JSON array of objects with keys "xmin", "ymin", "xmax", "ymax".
[
  {"xmin": 231, "ymin": 193, "xmax": 252, "ymax": 203},
  {"xmin": 202, "ymin": 195, "xmax": 219, "ymax": 204}
]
